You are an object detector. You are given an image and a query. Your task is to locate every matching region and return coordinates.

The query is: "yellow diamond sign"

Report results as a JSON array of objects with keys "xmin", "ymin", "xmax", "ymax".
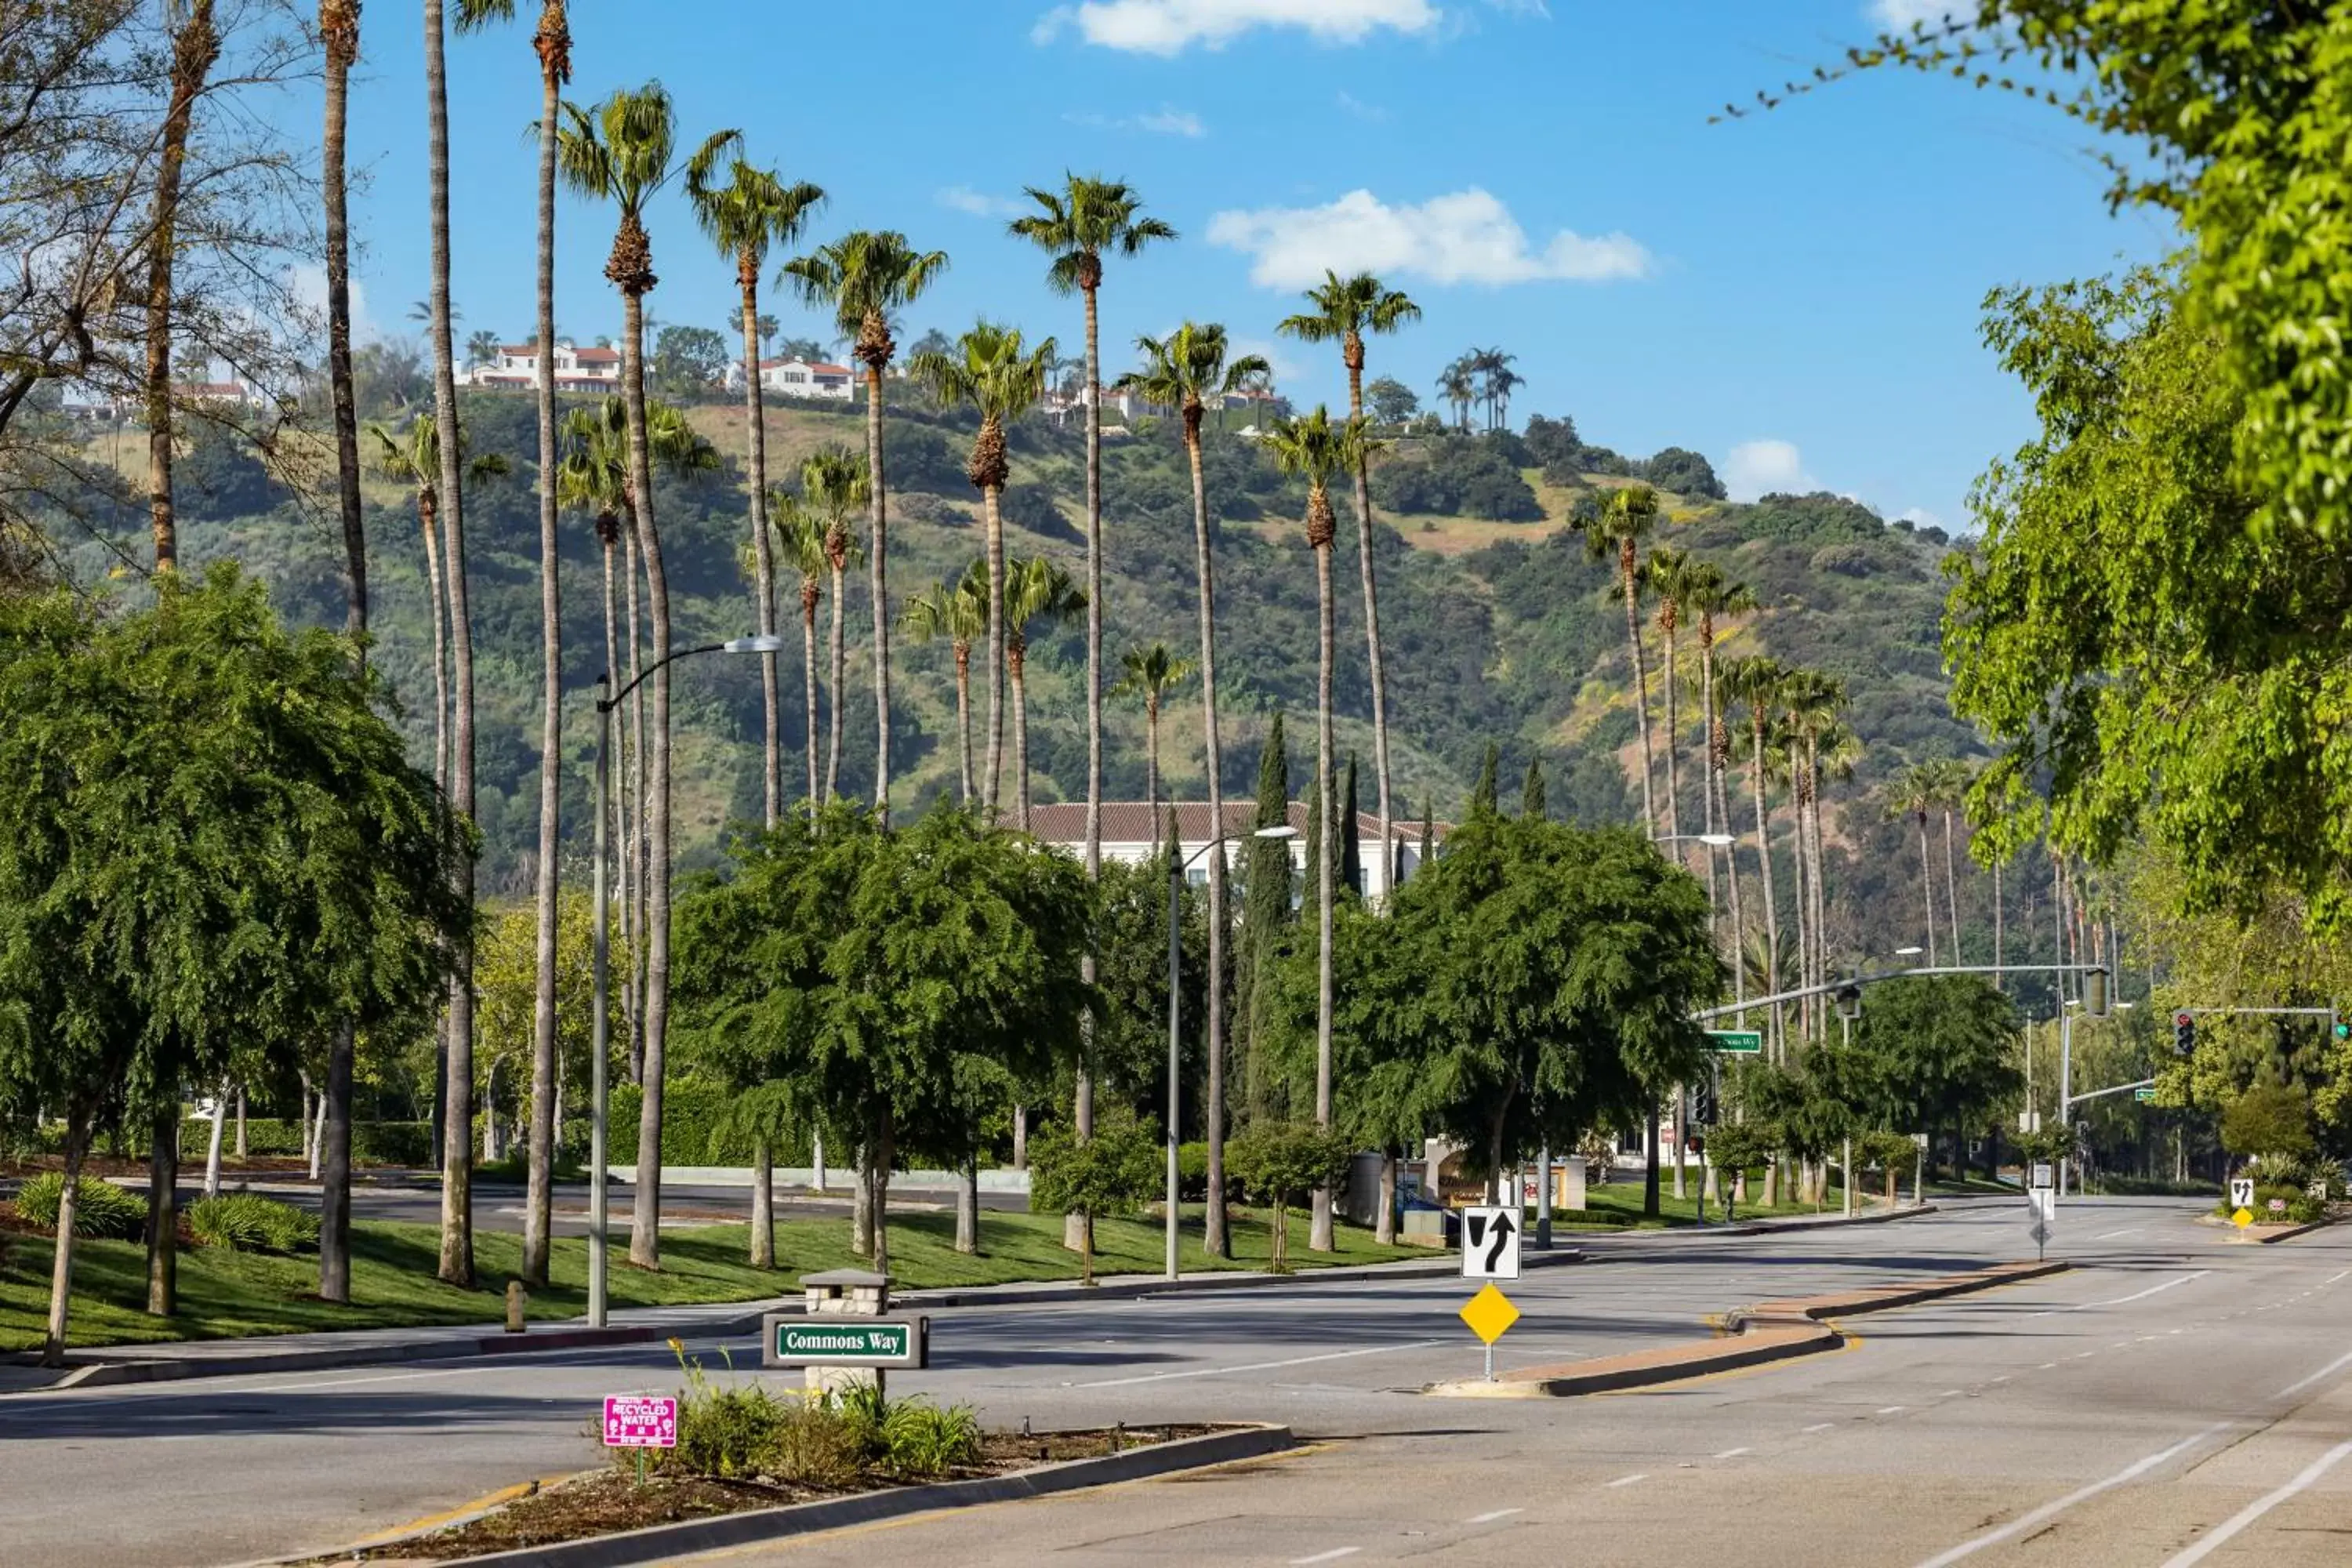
[
  {"xmin": 2233, "ymin": 1207, "xmax": 2255, "ymax": 1229},
  {"xmin": 1460, "ymin": 1283, "xmax": 1520, "ymax": 1345}
]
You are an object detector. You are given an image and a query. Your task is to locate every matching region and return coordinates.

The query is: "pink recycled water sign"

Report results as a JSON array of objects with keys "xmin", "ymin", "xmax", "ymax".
[{"xmin": 601, "ymin": 1395, "xmax": 677, "ymax": 1449}]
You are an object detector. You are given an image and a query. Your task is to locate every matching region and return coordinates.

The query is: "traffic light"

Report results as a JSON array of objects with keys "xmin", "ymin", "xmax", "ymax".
[
  {"xmin": 2083, "ymin": 966, "xmax": 2109, "ymax": 1019},
  {"xmin": 1833, "ymin": 983, "xmax": 1863, "ymax": 1022},
  {"xmin": 2173, "ymin": 1011, "xmax": 2196, "ymax": 1058},
  {"xmin": 1691, "ymin": 1073, "xmax": 1718, "ymax": 1128}
]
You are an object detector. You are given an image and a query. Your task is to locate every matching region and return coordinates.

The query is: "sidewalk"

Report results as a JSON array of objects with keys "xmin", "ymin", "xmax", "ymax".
[{"xmin": 0, "ymin": 1202, "xmax": 1937, "ymax": 1395}]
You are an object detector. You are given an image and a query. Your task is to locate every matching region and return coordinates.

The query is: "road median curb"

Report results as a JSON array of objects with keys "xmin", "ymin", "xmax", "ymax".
[
  {"xmin": 1424, "ymin": 1258, "xmax": 2067, "ymax": 1399},
  {"xmin": 404, "ymin": 1424, "xmax": 1296, "ymax": 1568}
]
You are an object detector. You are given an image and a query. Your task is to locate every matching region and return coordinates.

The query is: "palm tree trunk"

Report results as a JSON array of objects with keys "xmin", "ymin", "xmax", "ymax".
[
  {"xmin": 1344, "ymin": 360, "xmax": 1393, "ymax": 902},
  {"xmin": 826, "ymin": 561, "xmax": 846, "ymax": 803},
  {"xmin": 622, "ymin": 285, "xmax": 675, "ymax": 1272},
  {"xmin": 1749, "ymin": 713, "xmax": 1783, "ymax": 1058},
  {"xmin": 1942, "ymin": 808, "xmax": 1963, "ymax": 963},
  {"xmin": 1185, "ymin": 428, "xmax": 1232, "ymax": 1258},
  {"xmin": 982, "ymin": 482, "xmax": 1007, "ymax": 817},
  {"xmin": 1918, "ymin": 815, "xmax": 1938, "ymax": 965},
  {"xmin": 623, "ymin": 521, "xmax": 647, "ymax": 1083},
  {"xmin": 736, "ymin": 277, "xmax": 780, "ymax": 830},
  {"xmin": 1786, "ymin": 736, "xmax": 1810, "ymax": 1035},
  {"xmin": 1311, "ymin": 534, "xmax": 1337, "ymax": 1254},
  {"xmin": 600, "ymin": 524, "xmax": 638, "ymax": 1082},
  {"xmin": 1070, "ymin": 277, "xmax": 1105, "ymax": 1254},
  {"xmin": 1144, "ymin": 692, "xmax": 1159, "ymax": 814},
  {"xmin": 953, "ymin": 644, "xmax": 973, "ymax": 804},
  {"xmin": 1806, "ymin": 735, "xmax": 1828, "ymax": 1018},
  {"xmin": 1620, "ymin": 543, "xmax": 1656, "ymax": 835},
  {"xmin": 426, "ymin": 0, "xmax": 477, "ymax": 1290},
  {"xmin": 143, "ymin": 0, "xmax": 216, "ymax": 575},
  {"xmin": 864, "ymin": 360, "xmax": 891, "ymax": 820},
  {"xmin": 801, "ymin": 595, "xmax": 821, "ymax": 811},
  {"xmin": 1011, "ymin": 644, "xmax": 1031, "ymax": 833},
  {"xmin": 1661, "ymin": 619, "xmax": 1683, "ymax": 848},
  {"xmin": 522, "ymin": 28, "xmax": 562, "ymax": 1292}
]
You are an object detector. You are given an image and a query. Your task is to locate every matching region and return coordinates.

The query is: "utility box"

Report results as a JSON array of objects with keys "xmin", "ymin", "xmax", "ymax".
[{"xmin": 1559, "ymin": 1156, "xmax": 1587, "ymax": 1213}]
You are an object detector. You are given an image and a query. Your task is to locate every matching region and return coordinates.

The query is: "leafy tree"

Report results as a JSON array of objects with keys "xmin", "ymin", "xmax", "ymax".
[
  {"xmin": 1225, "ymin": 1120, "xmax": 1347, "ymax": 1272},
  {"xmin": 649, "ymin": 324, "xmax": 730, "ymax": 398},
  {"xmin": 1696, "ymin": 1120, "xmax": 1777, "ymax": 1219},
  {"xmin": 1364, "ymin": 375, "xmax": 1418, "ymax": 427},
  {"xmin": 2222, "ymin": 1083, "xmax": 2316, "ymax": 1169},
  {"xmin": 1853, "ymin": 976, "xmax": 2023, "ymax": 1178},
  {"xmin": 1371, "ymin": 434, "xmax": 1542, "ymax": 521},
  {"xmin": 1028, "ymin": 1105, "xmax": 1158, "ymax": 1285},
  {"xmin": 1520, "ymin": 757, "xmax": 1546, "ymax": 820},
  {"xmin": 1641, "ymin": 446, "xmax": 1725, "ymax": 499}
]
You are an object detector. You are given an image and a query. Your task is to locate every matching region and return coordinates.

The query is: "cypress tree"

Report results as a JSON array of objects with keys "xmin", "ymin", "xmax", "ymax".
[
  {"xmin": 1301, "ymin": 765, "xmax": 1323, "ymax": 918},
  {"xmin": 1420, "ymin": 797, "xmax": 1434, "ymax": 863},
  {"xmin": 1522, "ymin": 756, "xmax": 1547, "ymax": 820},
  {"xmin": 1338, "ymin": 753, "xmax": 1362, "ymax": 902},
  {"xmin": 1471, "ymin": 742, "xmax": 1500, "ymax": 817},
  {"xmin": 1238, "ymin": 714, "xmax": 1294, "ymax": 1120}
]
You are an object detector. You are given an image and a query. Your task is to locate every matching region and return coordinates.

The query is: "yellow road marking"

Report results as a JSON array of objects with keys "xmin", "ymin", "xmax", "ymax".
[{"xmin": 347, "ymin": 1470, "xmax": 580, "ymax": 1547}]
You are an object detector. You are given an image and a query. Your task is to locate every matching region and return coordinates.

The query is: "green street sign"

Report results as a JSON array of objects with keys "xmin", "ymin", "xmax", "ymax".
[
  {"xmin": 2133, "ymin": 1087, "xmax": 2156, "ymax": 1103},
  {"xmin": 1708, "ymin": 1029, "xmax": 1764, "ymax": 1055},
  {"xmin": 764, "ymin": 1316, "xmax": 928, "ymax": 1370}
]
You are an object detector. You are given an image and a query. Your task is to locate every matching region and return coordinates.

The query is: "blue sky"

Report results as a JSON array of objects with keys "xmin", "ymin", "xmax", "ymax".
[{"xmin": 321, "ymin": 0, "xmax": 2169, "ymax": 534}]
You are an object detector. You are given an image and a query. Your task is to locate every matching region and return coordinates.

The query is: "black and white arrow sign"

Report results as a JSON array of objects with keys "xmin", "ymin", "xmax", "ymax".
[{"xmin": 1461, "ymin": 1204, "xmax": 1522, "ymax": 1281}]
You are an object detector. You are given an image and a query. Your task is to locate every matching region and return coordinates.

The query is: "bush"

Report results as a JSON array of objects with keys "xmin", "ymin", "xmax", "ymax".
[
  {"xmin": 657, "ymin": 1348, "xmax": 797, "ymax": 1480},
  {"xmin": 170, "ymin": 1119, "xmax": 432, "ymax": 1166},
  {"xmin": 880, "ymin": 1399, "xmax": 982, "ymax": 1476},
  {"xmin": 187, "ymin": 1193, "xmax": 320, "ymax": 1253},
  {"xmin": 606, "ymin": 1081, "xmax": 814, "ymax": 1168},
  {"xmin": 14, "ymin": 1173, "xmax": 147, "ymax": 1239}
]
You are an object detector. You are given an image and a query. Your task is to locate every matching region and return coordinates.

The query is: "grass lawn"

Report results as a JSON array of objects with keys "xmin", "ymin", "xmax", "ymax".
[
  {"xmin": 1554, "ymin": 1175, "xmax": 1869, "ymax": 1229},
  {"xmin": 0, "ymin": 1203, "xmax": 1422, "ymax": 1353}
]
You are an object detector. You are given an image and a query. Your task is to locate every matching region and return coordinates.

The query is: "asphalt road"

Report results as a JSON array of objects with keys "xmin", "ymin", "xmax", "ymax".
[{"xmin": 5, "ymin": 1198, "xmax": 2347, "ymax": 1568}]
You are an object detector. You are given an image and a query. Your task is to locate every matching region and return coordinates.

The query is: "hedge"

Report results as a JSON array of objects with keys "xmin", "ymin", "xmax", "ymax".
[
  {"xmin": 605, "ymin": 1080, "xmax": 812, "ymax": 1167},
  {"xmin": 173, "ymin": 1120, "xmax": 433, "ymax": 1167}
]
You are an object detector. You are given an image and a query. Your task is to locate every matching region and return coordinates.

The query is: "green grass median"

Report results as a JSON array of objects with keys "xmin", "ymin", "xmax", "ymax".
[{"xmin": 0, "ymin": 1205, "xmax": 1424, "ymax": 1353}]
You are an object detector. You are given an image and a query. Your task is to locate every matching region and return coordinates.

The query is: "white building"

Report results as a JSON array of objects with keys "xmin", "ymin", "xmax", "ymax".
[
  {"xmin": 728, "ymin": 357, "xmax": 856, "ymax": 401},
  {"xmin": 1014, "ymin": 800, "xmax": 1446, "ymax": 907},
  {"xmin": 466, "ymin": 342, "xmax": 622, "ymax": 394}
]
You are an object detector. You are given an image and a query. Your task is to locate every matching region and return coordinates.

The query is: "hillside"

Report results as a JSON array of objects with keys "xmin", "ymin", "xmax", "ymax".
[{"xmin": 30, "ymin": 387, "xmax": 1998, "ymax": 953}]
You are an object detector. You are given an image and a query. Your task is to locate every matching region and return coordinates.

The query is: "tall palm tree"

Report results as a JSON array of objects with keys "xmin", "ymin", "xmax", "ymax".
[
  {"xmin": 1582, "ymin": 485, "xmax": 1663, "ymax": 835},
  {"xmin": 1264, "ymin": 406, "xmax": 1381, "ymax": 1254},
  {"xmin": 1924, "ymin": 757, "xmax": 1974, "ymax": 962},
  {"xmin": 1277, "ymin": 271, "xmax": 1419, "ymax": 896},
  {"xmin": 557, "ymin": 83, "xmax": 734, "ymax": 1270},
  {"xmin": 1436, "ymin": 358, "xmax": 1476, "ymax": 431},
  {"xmin": 781, "ymin": 232, "xmax": 949, "ymax": 822},
  {"xmin": 1642, "ymin": 545, "xmax": 1703, "ymax": 851},
  {"xmin": 1686, "ymin": 562, "xmax": 1757, "ymax": 970},
  {"xmin": 1719, "ymin": 655, "xmax": 1791, "ymax": 1053},
  {"xmin": 1111, "ymin": 644, "xmax": 1196, "ymax": 815},
  {"xmin": 901, "ymin": 565, "xmax": 989, "ymax": 804},
  {"xmin": 1114, "ymin": 322, "xmax": 1265, "ymax": 1257},
  {"xmin": 454, "ymin": 0, "xmax": 570, "ymax": 1294},
  {"xmin": 1003, "ymin": 554, "xmax": 1085, "ymax": 832},
  {"xmin": 1781, "ymin": 671, "xmax": 1849, "ymax": 1029},
  {"xmin": 768, "ymin": 492, "xmax": 830, "ymax": 810},
  {"xmin": 798, "ymin": 448, "xmax": 869, "ymax": 803},
  {"xmin": 908, "ymin": 321, "xmax": 1058, "ymax": 818},
  {"xmin": 685, "ymin": 143, "xmax": 823, "ymax": 829},
  {"xmin": 1886, "ymin": 764, "xmax": 1942, "ymax": 966}
]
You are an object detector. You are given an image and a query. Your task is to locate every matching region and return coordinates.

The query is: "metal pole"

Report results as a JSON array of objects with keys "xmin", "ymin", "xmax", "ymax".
[
  {"xmin": 1536, "ymin": 1143, "xmax": 1552, "ymax": 1250},
  {"xmin": 2056, "ymin": 1006, "xmax": 2073, "ymax": 1200},
  {"xmin": 589, "ymin": 685, "xmax": 611, "ymax": 1329},
  {"xmin": 1165, "ymin": 855, "xmax": 1182, "ymax": 1283}
]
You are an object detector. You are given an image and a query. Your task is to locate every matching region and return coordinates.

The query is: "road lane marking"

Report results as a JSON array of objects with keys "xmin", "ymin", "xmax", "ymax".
[
  {"xmin": 1290, "ymin": 1549, "xmax": 1362, "ymax": 1565},
  {"xmin": 1713, "ymin": 1447, "xmax": 1752, "ymax": 1459},
  {"xmin": 1802, "ymin": 1422, "xmax": 1835, "ymax": 1433},
  {"xmin": 2327, "ymin": 1269, "xmax": 2350, "ymax": 1286},
  {"xmin": 1876, "ymin": 1406, "xmax": 1905, "ymax": 1415},
  {"xmin": 2160, "ymin": 1437, "xmax": 2352, "ymax": 1567},
  {"xmin": 2274, "ymin": 1345, "xmax": 2352, "ymax": 1400},
  {"xmin": 2024, "ymin": 1272, "xmax": 2210, "ymax": 1319},
  {"xmin": 1465, "ymin": 1508, "xmax": 1523, "ymax": 1523},
  {"xmin": 1941, "ymin": 1389, "xmax": 1965, "ymax": 1397},
  {"xmin": 1606, "ymin": 1473, "xmax": 1647, "ymax": 1488},
  {"xmin": 1907, "ymin": 1421, "xmax": 2233, "ymax": 1568},
  {"xmin": 1074, "ymin": 1339, "xmax": 1442, "ymax": 1388},
  {"xmin": 2095, "ymin": 1227, "xmax": 2146, "ymax": 1240}
]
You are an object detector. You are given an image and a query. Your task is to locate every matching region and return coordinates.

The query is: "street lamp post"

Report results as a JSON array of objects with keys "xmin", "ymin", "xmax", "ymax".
[
  {"xmin": 589, "ymin": 634, "xmax": 781, "ymax": 1328},
  {"xmin": 1167, "ymin": 821, "xmax": 1298, "ymax": 1281}
]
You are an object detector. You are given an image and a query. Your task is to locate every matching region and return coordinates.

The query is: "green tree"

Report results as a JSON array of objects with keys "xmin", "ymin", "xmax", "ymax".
[
  {"xmin": 780, "ymin": 231, "xmax": 949, "ymax": 821},
  {"xmin": 908, "ymin": 321, "xmax": 1058, "ymax": 818},
  {"xmin": 798, "ymin": 448, "xmax": 870, "ymax": 804},
  {"xmin": 1642, "ymin": 545, "xmax": 1704, "ymax": 850},
  {"xmin": 1854, "ymin": 976, "xmax": 2023, "ymax": 1179},
  {"xmin": 684, "ymin": 139, "xmax": 824, "ymax": 829},
  {"xmin": 1696, "ymin": 1120, "xmax": 1777, "ymax": 1221},
  {"xmin": 1278, "ymin": 272, "xmax": 1421, "ymax": 898},
  {"xmin": 1520, "ymin": 757, "xmax": 1546, "ymax": 821},
  {"xmin": 1263, "ymin": 405, "xmax": 1383, "ymax": 1254},
  {"xmin": 1002, "ymin": 554, "xmax": 1084, "ymax": 832},
  {"xmin": 1226, "ymin": 1120, "xmax": 1347, "ymax": 1272},
  {"xmin": 1579, "ymin": 484, "xmax": 1661, "ymax": 835},
  {"xmin": 1113, "ymin": 321, "xmax": 1267, "ymax": 1258},
  {"xmin": 557, "ymin": 80, "xmax": 736, "ymax": 1271},
  {"xmin": 648, "ymin": 323, "xmax": 729, "ymax": 397},
  {"xmin": 1338, "ymin": 754, "xmax": 1362, "ymax": 902},
  {"xmin": 2222, "ymin": 1083, "xmax": 2317, "ymax": 1169},
  {"xmin": 1238, "ymin": 716, "xmax": 1295, "ymax": 1131},
  {"xmin": 1364, "ymin": 375, "xmax": 1418, "ymax": 428},
  {"xmin": 1028, "ymin": 1106, "xmax": 1159, "ymax": 1285},
  {"xmin": 1111, "ymin": 644, "xmax": 1196, "ymax": 816},
  {"xmin": 1719, "ymin": 655, "xmax": 1791, "ymax": 1049}
]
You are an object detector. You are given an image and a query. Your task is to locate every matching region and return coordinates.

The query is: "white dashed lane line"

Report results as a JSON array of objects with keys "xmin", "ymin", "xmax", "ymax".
[
  {"xmin": 1606, "ymin": 1473, "xmax": 1648, "ymax": 1488},
  {"xmin": 1465, "ymin": 1508, "xmax": 1523, "ymax": 1523}
]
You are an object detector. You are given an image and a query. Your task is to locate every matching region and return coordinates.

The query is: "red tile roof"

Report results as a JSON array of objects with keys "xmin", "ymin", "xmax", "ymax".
[
  {"xmin": 572, "ymin": 347, "xmax": 622, "ymax": 364},
  {"xmin": 1007, "ymin": 801, "xmax": 1448, "ymax": 846}
]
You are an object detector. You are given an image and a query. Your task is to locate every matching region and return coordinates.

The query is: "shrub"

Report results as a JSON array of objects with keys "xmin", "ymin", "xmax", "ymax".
[
  {"xmin": 880, "ymin": 1399, "xmax": 982, "ymax": 1476},
  {"xmin": 1029, "ymin": 1106, "xmax": 1159, "ymax": 1285},
  {"xmin": 654, "ymin": 1343, "xmax": 795, "ymax": 1480},
  {"xmin": 14, "ymin": 1173, "xmax": 147, "ymax": 1239},
  {"xmin": 607, "ymin": 1081, "xmax": 813, "ymax": 1167},
  {"xmin": 187, "ymin": 1193, "xmax": 320, "ymax": 1253},
  {"xmin": 1225, "ymin": 1120, "xmax": 1348, "ymax": 1272}
]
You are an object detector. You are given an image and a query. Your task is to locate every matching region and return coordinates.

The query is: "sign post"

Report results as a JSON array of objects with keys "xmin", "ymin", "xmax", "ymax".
[
  {"xmin": 2027, "ymin": 1161, "xmax": 2056, "ymax": 1261},
  {"xmin": 2230, "ymin": 1176, "xmax": 2256, "ymax": 1229},
  {"xmin": 1706, "ymin": 1029, "xmax": 1763, "ymax": 1055},
  {"xmin": 603, "ymin": 1394, "xmax": 677, "ymax": 1486}
]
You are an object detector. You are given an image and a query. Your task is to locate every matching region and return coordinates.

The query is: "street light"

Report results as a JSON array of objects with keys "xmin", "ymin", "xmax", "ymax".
[
  {"xmin": 589, "ymin": 633, "xmax": 783, "ymax": 1327},
  {"xmin": 1167, "ymin": 822, "xmax": 1298, "ymax": 1281},
  {"xmin": 1892, "ymin": 946, "xmax": 1924, "ymax": 958},
  {"xmin": 1653, "ymin": 832, "xmax": 1736, "ymax": 848}
]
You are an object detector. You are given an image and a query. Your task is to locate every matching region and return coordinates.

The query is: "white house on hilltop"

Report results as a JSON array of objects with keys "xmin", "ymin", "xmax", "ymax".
[
  {"xmin": 466, "ymin": 342, "xmax": 622, "ymax": 394},
  {"xmin": 1012, "ymin": 800, "xmax": 1446, "ymax": 908},
  {"xmin": 726, "ymin": 358, "xmax": 856, "ymax": 401}
]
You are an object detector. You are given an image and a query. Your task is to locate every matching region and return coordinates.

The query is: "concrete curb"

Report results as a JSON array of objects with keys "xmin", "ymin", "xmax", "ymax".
[
  {"xmin": 2255, "ymin": 1214, "xmax": 2339, "ymax": 1244},
  {"xmin": 1425, "ymin": 1258, "xmax": 2068, "ymax": 1399},
  {"xmin": 422, "ymin": 1424, "xmax": 1295, "ymax": 1568}
]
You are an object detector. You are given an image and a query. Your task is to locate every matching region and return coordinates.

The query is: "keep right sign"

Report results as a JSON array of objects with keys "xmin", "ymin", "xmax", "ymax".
[
  {"xmin": 1461, "ymin": 1205, "xmax": 1521, "ymax": 1281},
  {"xmin": 2230, "ymin": 1177, "xmax": 2256, "ymax": 1210}
]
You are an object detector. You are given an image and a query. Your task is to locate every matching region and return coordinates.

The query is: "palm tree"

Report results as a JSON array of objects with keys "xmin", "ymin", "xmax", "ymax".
[
  {"xmin": 1264, "ymin": 405, "xmax": 1381, "ymax": 1253},
  {"xmin": 1782, "ymin": 671, "xmax": 1849, "ymax": 1029},
  {"xmin": 768, "ymin": 492, "xmax": 830, "ymax": 810},
  {"xmin": 686, "ymin": 143, "xmax": 823, "ymax": 830},
  {"xmin": 1111, "ymin": 644, "xmax": 1196, "ymax": 815},
  {"xmin": 556, "ymin": 80, "xmax": 731, "ymax": 1272},
  {"xmin": 1582, "ymin": 485, "xmax": 1663, "ymax": 835},
  {"xmin": 908, "ymin": 321, "xmax": 1058, "ymax": 818},
  {"xmin": 1003, "ymin": 554, "xmax": 1085, "ymax": 832},
  {"xmin": 1926, "ymin": 757, "xmax": 1975, "ymax": 961},
  {"xmin": 1642, "ymin": 545, "xmax": 1703, "ymax": 851},
  {"xmin": 1436, "ymin": 358, "xmax": 1476, "ymax": 431},
  {"xmin": 1686, "ymin": 562, "xmax": 1757, "ymax": 971},
  {"xmin": 798, "ymin": 448, "xmax": 869, "ymax": 802},
  {"xmin": 1114, "ymin": 321, "xmax": 1265, "ymax": 1257},
  {"xmin": 1277, "ymin": 271, "xmax": 1419, "ymax": 897},
  {"xmin": 453, "ymin": 0, "xmax": 570, "ymax": 1292},
  {"xmin": 781, "ymin": 233, "xmax": 949, "ymax": 822},
  {"xmin": 902, "ymin": 565, "xmax": 989, "ymax": 804},
  {"xmin": 1719, "ymin": 655, "xmax": 1790, "ymax": 1054},
  {"xmin": 1886, "ymin": 764, "xmax": 1942, "ymax": 966}
]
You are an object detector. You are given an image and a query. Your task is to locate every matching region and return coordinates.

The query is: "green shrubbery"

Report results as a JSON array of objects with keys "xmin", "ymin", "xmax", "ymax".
[
  {"xmin": 651, "ymin": 1346, "xmax": 982, "ymax": 1484},
  {"xmin": 169, "ymin": 1120, "xmax": 433, "ymax": 1166},
  {"xmin": 13, "ymin": 1174, "xmax": 147, "ymax": 1239},
  {"xmin": 186, "ymin": 1193, "xmax": 320, "ymax": 1253},
  {"xmin": 605, "ymin": 1082, "xmax": 813, "ymax": 1167}
]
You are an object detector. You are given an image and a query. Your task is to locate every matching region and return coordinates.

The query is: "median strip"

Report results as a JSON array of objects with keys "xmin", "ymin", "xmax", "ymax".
[{"xmin": 1423, "ymin": 1259, "xmax": 2069, "ymax": 1399}]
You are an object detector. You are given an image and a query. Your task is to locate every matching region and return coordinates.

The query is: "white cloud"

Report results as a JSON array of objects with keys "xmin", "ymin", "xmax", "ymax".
[
  {"xmin": 1335, "ymin": 90, "xmax": 1388, "ymax": 122},
  {"xmin": 285, "ymin": 261, "xmax": 384, "ymax": 347},
  {"xmin": 1034, "ymin": 0, "xmax": 1441, "ymax": 54},
  {"xmin": 1868, "ymin": 0, "xmax": 1961, "ymax": 28},
  {"xmin": 1206, "ymin": 187, "xmax": 1650, "ymax": 290},
  {"xmin": 1065, "ymin": 106, "xmax": 1209, "ymax": 137},
  {"xmin": 1723, "ymin": 439, "xmax": 1819, "ymax": 501},
  {"xmin": 936, "ymin": 185, "xmax": 1025, "ymax": 219}
]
